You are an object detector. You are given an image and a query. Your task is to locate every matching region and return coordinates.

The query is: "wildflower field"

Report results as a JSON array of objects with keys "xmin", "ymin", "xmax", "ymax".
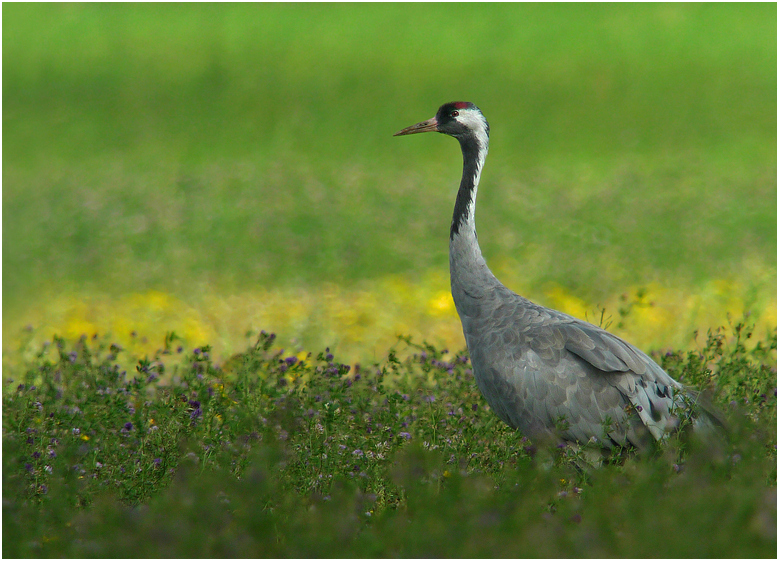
[
  {"xmin": 3, "ymin": 324, "xmax": 777, "ymax": 557},
  {"xmin": 3, "ymin": 4, "xmax": 777, "ymax": 557}
]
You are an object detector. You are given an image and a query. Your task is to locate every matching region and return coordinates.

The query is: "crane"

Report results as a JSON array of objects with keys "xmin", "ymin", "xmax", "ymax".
[{"xmin": 395, "ymin": 101, "xmax": 722, "ymax": 449}]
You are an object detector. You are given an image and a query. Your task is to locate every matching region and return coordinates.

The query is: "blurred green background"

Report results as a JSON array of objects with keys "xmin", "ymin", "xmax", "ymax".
[{"xmin": 3, "ymin": 3, "xmax": 776, "ymax": 356}]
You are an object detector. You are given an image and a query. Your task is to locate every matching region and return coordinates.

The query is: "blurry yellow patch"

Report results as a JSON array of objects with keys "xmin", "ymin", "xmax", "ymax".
[
  {"xmin": 63, "ymin": 319, "xmax": 99, "ymax": 341},
  {"xmin": 2, "ymin": 267, "xmax": 775, "ymax": 372},
  {"xmin": 428, "ymin": 291, "xmax": 455, "ymax": 316},
  {"xmin": 544, "ymin": 283, "xmax": 589, "ymax": 320}
]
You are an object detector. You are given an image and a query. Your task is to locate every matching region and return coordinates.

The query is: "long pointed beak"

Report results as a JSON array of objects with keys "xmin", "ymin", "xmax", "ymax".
[{"xmin": 393, "ymin": 117, "xmax": 439, "ymax": 136}]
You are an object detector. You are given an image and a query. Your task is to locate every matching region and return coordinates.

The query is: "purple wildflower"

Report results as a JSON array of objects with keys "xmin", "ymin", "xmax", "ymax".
[
  {"xmin": 32, "ymin": 451, "xmax": 41, "ymax": 459},
  {"xmin": 153, "ymin": 458, "xmax": 162, "ymax": 466},
  {"xmin": 424, "ymin": 395, "xmax": 436, "ymax": 403},
  {"xmin": 68, "ymin": 351, "xmax": 77, "ymax": 363},
  {"xmin": 124, "ymin": 422, "xmax": 133, "ymax": 431},
  {"xmin": 285, "ymin": 356, "xmax": 298, "ymax": 365},
  {"xmin": 352, "ymin": 449, "xmax": 364, "ymax": 457},
  {"xmin": 399, "ymin": 432, "xmax": 412, "ymax": 440},
  {"xmin": 193, "ymin": 348, "xmax": 201, "ymax": 355}
]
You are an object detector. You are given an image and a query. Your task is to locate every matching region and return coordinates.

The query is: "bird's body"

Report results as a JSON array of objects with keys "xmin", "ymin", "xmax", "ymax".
[{"xmin": 396, "ymin": 102, "xmax": 719, "ymax": 449}]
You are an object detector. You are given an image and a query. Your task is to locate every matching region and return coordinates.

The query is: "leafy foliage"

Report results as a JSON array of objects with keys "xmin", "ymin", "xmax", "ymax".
[{"xmin": 3, "ymin": 320, "xmax": 776, "ymax": 557}]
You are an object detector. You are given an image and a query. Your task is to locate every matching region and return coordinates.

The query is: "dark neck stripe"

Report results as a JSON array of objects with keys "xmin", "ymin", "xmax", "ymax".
[{"xmin": 450, "ymin": 136, "xmax": 483, "ymax": 239}]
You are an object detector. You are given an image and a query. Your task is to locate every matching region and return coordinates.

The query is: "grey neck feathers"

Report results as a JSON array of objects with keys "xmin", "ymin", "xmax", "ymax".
[
  {"xmin": 449, "ymin": 133, "xmax": 500, "ymax": 301},
  {"xmin": 450, "ymin": 135, "xmax": 488, "ymax": 239}
]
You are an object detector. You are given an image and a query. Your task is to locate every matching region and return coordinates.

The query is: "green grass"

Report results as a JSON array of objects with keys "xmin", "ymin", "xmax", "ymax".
[
  {"xmin": 3, "ymin": 320, "xmax": 776, "ymax": 557},
  {"xmin": 3, "ymin": 3, "xmax": 776, "ymax": 315}
]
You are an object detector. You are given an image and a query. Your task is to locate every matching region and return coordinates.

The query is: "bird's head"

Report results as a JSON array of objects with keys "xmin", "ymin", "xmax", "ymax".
[{"xmin": 394, "ymin": 102, "xmax": 490, "ymax": 146}]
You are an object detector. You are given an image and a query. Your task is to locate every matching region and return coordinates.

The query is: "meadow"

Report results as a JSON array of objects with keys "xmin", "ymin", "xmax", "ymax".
[
  {"xmin": 3, "ymin": 322, "xmax": 777, "ymax": 557},
  {"xmin": 2, "ymin": 3, "xmax": 777, "ymax": 557},
  {"xmin": 3, "ymin": 3, "xmax": 776, "ymax": 361}
]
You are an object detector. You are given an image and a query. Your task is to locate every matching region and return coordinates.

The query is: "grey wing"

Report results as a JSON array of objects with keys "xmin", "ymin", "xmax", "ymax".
[
  {"xmin": 467, "ymin": 300, "xmax": 684, "ymax": 447},
  {"xmin": 556, "ymin": 320, "xmax": 685, "ymax": 440}
]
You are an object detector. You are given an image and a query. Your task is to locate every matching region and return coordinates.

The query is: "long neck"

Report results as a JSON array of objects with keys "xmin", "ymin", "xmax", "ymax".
[
  {"xmin": 449, "ymin": 133, "xmax": 501, "ymax": 304},
  {"xmin": 450, "ymin": 136, "xmax": 486, "ymax": 239}
]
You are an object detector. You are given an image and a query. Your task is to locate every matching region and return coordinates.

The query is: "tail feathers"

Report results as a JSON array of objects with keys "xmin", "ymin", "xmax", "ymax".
[{"xmin": 685, "ymin": 388, "xmax": 728, "ymax": 436}]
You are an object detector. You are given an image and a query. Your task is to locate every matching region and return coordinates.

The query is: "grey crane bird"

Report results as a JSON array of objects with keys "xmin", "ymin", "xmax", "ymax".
[{"xmin": 395, "ymin": 102, "xmax": 722, "ymax": 449}]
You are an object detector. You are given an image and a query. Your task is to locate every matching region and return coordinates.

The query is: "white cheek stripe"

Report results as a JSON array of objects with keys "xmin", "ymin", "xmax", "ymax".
[{"xmin": 467, "ymin": 122, "xmax": 489, "ymax": 229}]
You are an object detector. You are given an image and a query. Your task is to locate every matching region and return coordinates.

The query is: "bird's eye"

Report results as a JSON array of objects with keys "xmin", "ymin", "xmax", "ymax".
[{"xmin": 451, "ymin": 110, "xmax": 459, "ymax": 117}]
